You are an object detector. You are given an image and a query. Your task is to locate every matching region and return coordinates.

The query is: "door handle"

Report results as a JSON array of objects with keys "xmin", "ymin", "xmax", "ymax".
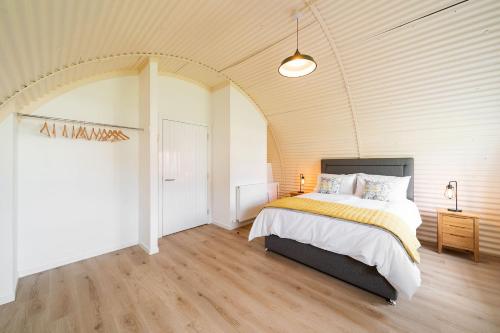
[{"xmin": 164, "ymin": 178, "xmax": 176, "ymax": 181}]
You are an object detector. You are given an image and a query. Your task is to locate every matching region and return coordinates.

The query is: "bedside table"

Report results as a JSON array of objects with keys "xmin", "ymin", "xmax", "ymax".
[
  {"xmin": 437, "ymin": 209, "xmax": 479, "ymax": 262},
  {"xmin": 289, "ymin": 191, "xmax": 305, "ymax": 197}
]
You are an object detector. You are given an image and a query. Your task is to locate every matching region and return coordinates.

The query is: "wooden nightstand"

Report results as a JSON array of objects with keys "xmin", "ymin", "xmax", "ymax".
[
  {"xmin": 437, "ymin": 209, "xmax": 479, "ymax": 262},
  {"xmin": 289, "ymin": 191, "xmax": 305, "ymax": 197}
]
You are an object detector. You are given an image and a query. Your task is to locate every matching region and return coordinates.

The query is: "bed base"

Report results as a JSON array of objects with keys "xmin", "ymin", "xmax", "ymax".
[{"xmin": 265, "ymin": 235, "xmax": 398, "ymax": 303}]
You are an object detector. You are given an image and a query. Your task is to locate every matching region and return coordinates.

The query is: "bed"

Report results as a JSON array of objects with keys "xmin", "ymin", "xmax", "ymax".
[{"xmin": 249, "ymin": 158, "xmax": 420, "ymax": 304}]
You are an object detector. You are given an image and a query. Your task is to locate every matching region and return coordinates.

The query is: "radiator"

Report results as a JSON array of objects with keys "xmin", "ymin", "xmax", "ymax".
[{"xmin": 235, "ymin": 182, "xmax": 279, "ymax": 223}]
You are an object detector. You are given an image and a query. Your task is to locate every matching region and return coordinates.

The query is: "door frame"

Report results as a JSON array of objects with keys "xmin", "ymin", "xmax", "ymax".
[{"xmin": 158, "ymin": 118, "xmax": 210, "ymax": 237}]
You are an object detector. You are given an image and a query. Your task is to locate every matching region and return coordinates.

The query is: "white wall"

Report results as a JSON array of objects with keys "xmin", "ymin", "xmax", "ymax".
[
  {"xmin": 17, "ymin": 76, "xmax": 140, "ymax": 276},
  {"xmin": 158, "ymin": 75, "xmax": 211, "ymax": 125},
  {"xmin": 211, "ymin": 84, "xmax": 267, "ymax": 229},
  {"xmin": 0, "ymin": 113, "xmax": 17, "ymax": 304},
  {"xmin": 229, "ymin": 85, "xmax": 267, "ymax": 221},
  {"xmin": 267, "ymin": 127, "xmax": 282, "ymax": 189}
]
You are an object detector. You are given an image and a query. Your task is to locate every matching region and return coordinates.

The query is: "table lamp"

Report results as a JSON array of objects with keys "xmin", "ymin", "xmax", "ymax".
[
  {"xmin": 444, "ymin": 181, "xmax": 461, "ymax": 212},
  {"xmin": 299, "ymin": 174, "xmax": 305, "ymax": 193}
]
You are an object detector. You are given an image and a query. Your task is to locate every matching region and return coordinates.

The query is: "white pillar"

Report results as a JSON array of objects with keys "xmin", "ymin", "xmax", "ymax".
[{"xmin": 138, "ymin": 58, "xmax": 159, "ymax": 254}]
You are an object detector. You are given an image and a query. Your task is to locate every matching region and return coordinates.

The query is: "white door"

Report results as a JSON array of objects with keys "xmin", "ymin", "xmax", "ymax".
[{"xmin": 162, "ymin": 120, "xmax": 208, "ymax": 236}]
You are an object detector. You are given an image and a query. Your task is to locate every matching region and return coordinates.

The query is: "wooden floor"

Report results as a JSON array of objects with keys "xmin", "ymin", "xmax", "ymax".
[{"xmin": 1, "ymin": 224, "xmax": 500, "ymax": 333}]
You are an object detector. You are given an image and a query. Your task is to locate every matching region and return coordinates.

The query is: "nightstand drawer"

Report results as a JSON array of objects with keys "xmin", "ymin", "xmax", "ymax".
[
  {"xmin": 443, "ymin": 215, "xmax": 474, "ymax": 230},
  {"xmin": 443, "ymin": 232, "xmax": 474, "ymax": 250},
  {"xmin": 443, "ymin": 222, "xmax": 473, "ymax": 237}
]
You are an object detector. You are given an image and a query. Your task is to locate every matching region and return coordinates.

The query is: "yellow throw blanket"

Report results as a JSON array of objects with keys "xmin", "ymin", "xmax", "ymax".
[{"xmin": 264, "ymin": 197, "xmax": 421, "ymax": 263}]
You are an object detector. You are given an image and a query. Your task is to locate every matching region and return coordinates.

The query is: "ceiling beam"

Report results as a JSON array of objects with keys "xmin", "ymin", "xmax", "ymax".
[{"xmin": 304, "ymin": 0, "xmax": 362, "ymax": 158}]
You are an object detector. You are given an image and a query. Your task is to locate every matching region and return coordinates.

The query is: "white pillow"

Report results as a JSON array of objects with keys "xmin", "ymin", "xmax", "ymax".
[
  {"xmin": 355, "ymin": 173, "xmax": 411, "ymax": 201},
  {"xmin": 314, "ymin": 173, "xmax": 357, "ymax": 195}
]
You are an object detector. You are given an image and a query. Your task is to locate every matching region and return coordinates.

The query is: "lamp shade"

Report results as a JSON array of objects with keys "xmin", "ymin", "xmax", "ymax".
[
  {"xmin": 279, "ymin": 50, "xmax": 317, "ymax": 78},
  {"xmin": 444, "ymin": 184, "xmax": 455, "ymax": 199}
]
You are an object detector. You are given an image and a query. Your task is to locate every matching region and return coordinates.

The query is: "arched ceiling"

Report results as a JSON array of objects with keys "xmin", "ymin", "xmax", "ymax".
[
  {"xmin": 1, "ymin": 0, "xmax": 500, "ymax": 254},
  {"xmin": 0, "ymin": 1, "xmax": 461, "ymax": 118}
]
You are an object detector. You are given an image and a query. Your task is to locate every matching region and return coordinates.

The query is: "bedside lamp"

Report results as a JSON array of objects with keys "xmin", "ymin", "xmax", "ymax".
[
  {"xmin": 444, "ymin": 181, "xmax": 462, "ymax": 212},
  {"xmin": 299, "ymin": 174, "xmax": 305, "ymax": 193}
]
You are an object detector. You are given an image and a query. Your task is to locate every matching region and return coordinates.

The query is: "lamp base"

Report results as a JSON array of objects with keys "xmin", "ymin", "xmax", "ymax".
[
  {"xmin": 448, "ymin": 208, "xmax": 462, "ymax": 212},
  {"xmin": 297, "ymin": 191, "xmax": 304, "ymax": 194}
]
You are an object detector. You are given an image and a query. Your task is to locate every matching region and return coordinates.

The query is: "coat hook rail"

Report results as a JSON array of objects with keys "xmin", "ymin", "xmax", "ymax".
[{"xmin": 16, "ymin": 113, "xmax": 144, "ymax": 131}]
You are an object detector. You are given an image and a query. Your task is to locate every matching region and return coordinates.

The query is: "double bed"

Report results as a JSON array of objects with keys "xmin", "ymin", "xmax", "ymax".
[{"xmin": 249, "ymin": 158, "xmax": 421, "ymax": 304}]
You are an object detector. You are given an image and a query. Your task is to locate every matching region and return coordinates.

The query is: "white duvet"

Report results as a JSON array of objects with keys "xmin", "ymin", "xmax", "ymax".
[{"xmin": 248, "ymin": 192, "xmax": 422, "ymax": 299}]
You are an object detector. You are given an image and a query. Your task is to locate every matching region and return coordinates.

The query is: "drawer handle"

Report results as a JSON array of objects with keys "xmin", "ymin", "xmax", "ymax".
[
  {"xmin": 448, "ymin": 233, "xmax": 467, "ymax": 238},
  {"xmin": 446, "ymin": 223, "xmax": 469, "ymax": 229}
]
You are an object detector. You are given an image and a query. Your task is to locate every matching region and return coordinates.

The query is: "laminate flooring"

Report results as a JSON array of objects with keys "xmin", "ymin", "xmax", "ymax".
[{"xmin": 1, "ymin": 224, "xmax": 499, "ymax": 332}]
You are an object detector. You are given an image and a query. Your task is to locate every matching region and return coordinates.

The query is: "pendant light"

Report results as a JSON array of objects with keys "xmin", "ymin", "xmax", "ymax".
[{"xmin": 278, "ymin": 17, "xmax": 317, "ymax": 78}]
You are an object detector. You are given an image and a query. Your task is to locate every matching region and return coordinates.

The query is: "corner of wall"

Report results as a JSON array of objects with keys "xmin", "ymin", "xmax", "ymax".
[
  {"xmin": 0, "ymin": 289, "xmax": 16, "ymax": 305},
  {"xmin": 12, "ymin": 110, "xmax": 19, "ymax": 302},
  {"xmin": 0, "ymin": 112, "xmax": 18, "ymax": 305},
  {"xmin": 210, "ymin": 220, "xmax": 238, "ymax": 231},
  {"xmin": 139, "ymin": 242, "xmax": 159, "ymax": 255}
]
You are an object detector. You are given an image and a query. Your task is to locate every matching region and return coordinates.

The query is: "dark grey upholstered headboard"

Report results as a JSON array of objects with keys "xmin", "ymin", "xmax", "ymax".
[{"xmin": 321, "ymin": 158, "xmax": 414, "ymax": 201}]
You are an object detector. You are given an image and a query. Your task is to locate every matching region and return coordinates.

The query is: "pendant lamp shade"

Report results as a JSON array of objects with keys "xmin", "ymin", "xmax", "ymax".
[
  {"xmin": 278, "ymin": 17, "xmax": 317, "ymax": 78},
  {"xmin": 279, "ymin": 50, "xmax": 317, "ymax": 78}
]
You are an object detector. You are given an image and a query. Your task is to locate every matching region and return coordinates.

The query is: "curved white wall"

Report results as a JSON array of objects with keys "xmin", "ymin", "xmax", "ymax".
[
  {"xmin": 16, "ymin": 74, "xmax": 216, "ymax": 276},
  {"xmin": 229, "ymin": 85, "xmax": 267, "ymax": 223},
  {"xmin": 211, "ymin": 84, "xmax": 267, "ymax": 229},
  {"xmin": 17, "ymin": 76, "xmax": 141, "ymax": 276},
  {"xmin": 158, "ymin": 75, "xmax": 211, "ymax": 125}
]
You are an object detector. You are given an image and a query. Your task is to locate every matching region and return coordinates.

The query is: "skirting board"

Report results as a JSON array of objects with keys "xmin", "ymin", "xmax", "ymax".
[
  {"xmin": 0, "ymin": 291, "xmax": 15, "ymax": 306},
  {"xmin": 0, "ymin": 277, "xmax": 17, "ymax": 305},
  {"xmin": 18, "ymin": 240, "xmax": 139, "ymax": 278},
  {"xmin": 139, "ymin": 242, "xmax": 159, "ymax": 255},
  {"xmin": 210, "ymin": 221, "xmax": 235, "ymax": 230},
  {"xmin": 237, "ymin": 219, "xmax": 254, "ymax": 228},
  {"xmin": 210, "ymin": 219, "xmax": 254, "ymax": 231}
]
